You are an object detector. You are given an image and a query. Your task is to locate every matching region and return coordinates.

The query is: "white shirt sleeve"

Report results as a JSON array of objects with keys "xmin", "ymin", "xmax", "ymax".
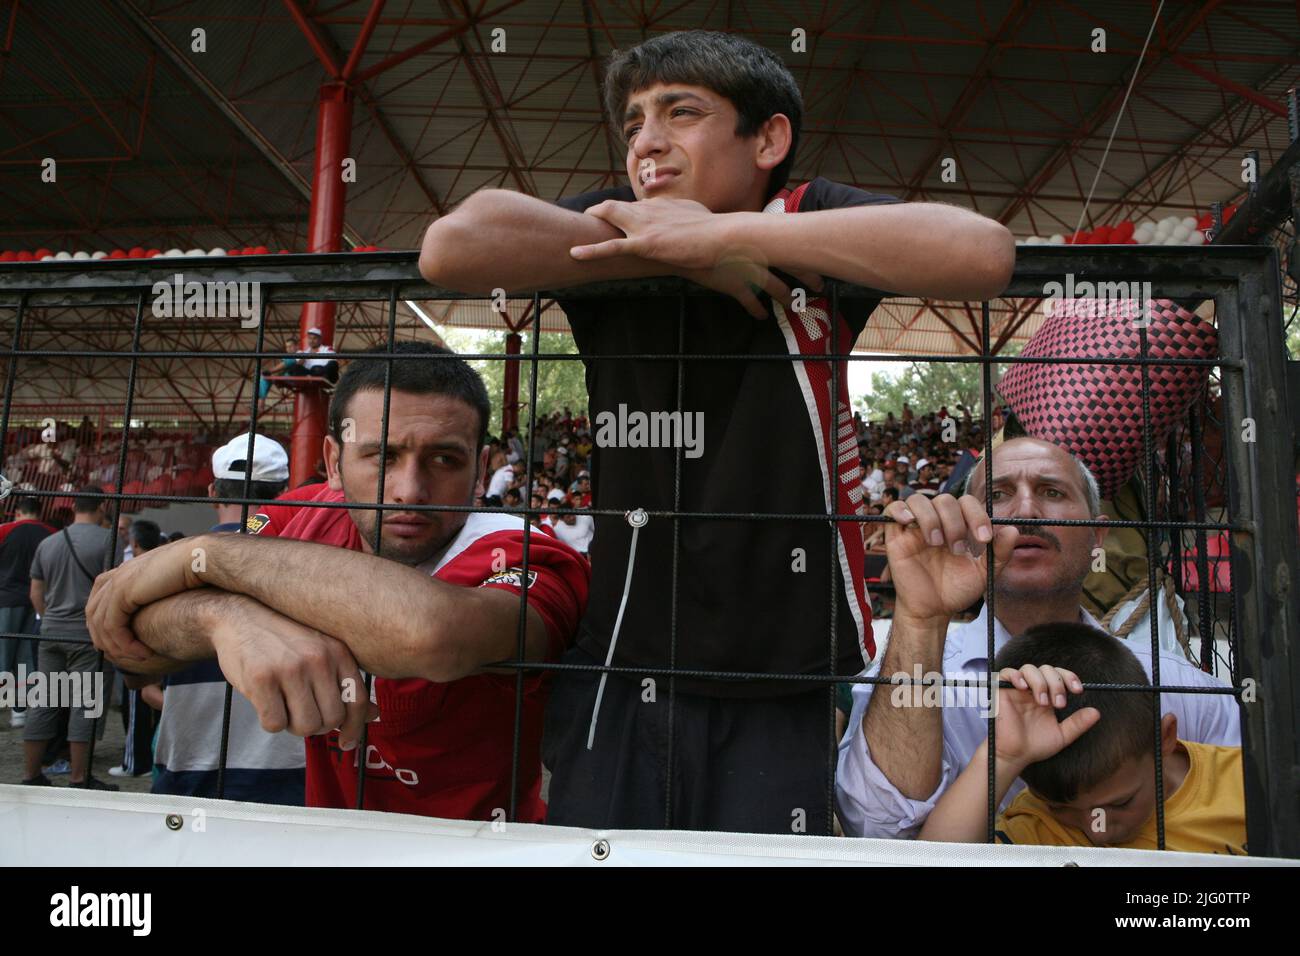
[{"xmin": 835, "ymin": 664, "xmax": 965, "ymax": 839}]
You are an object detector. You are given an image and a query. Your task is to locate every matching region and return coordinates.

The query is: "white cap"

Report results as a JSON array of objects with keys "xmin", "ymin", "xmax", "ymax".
[
  {"xmin": 896, "ymin": 455, "xmax": 910, "ymax": 464},
  {"xmin": 306, "ymin": 326, "xmax": 322, "ymax": 336},
  {"xmin": 916, "ymin": 458, "xmax": 930, "ymax": 470},
  {"xmin": 212, "ymin": 433, "xmax": 289, "ymax": 482}
]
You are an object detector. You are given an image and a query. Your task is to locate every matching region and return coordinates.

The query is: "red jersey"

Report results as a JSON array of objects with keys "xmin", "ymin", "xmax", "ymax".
[{"xmin": 250, "ymin": 484, "xmax": 589, "ymax": 822}]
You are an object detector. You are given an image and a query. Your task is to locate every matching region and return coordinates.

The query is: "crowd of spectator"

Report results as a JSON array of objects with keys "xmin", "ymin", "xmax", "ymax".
[
  {"xmin": 855, "ymin": 402, "xmax": 991, "ymax": 551},
  {"xmin": 475, "ymin": 402, "xmax": 998, "ymax": 563},
  {"xmin": 480, "ymin": 408, "xmax": 594, "ymax": 556}
]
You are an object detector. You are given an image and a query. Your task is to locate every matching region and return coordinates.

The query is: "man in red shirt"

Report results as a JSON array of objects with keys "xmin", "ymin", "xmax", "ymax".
[{"xmin": 87, "ymin": 342, "xmax": 589, "ymax": 822}]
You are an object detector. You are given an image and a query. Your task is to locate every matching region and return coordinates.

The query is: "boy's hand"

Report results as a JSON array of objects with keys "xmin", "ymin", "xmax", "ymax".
[
  {"xmin": 570, "ymin": 198, "xmax": 824, "ymax": 318},
  {"xmin": 571, "ymin": 197, "xmax": 721, "ymax": 270},
  {"xmin": 993, "ymin": 664, "xmax": 1099, "ymax": 770}
]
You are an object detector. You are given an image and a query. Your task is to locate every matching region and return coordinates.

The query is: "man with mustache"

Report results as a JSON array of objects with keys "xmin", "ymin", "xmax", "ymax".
[{"xmin": 835, "ymin": 436, "xmax": 1240, "ymax": 839}]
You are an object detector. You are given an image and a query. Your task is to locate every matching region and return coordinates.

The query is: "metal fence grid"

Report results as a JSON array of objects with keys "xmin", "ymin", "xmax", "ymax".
[{"xmin": 1, "ymin": 244, "xmax": 1296, "ymax": 858}]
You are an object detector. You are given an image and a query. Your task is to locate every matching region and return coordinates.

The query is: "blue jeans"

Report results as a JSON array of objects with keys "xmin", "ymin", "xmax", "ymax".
[{"xmin": 0, "ymin": 605, "xmax": 39, "ymax": 710}]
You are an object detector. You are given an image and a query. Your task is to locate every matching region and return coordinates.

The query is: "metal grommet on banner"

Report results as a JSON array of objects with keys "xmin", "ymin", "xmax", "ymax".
[
  {"xmin": 626, "ymin": 507, "xmax": 648, "ymax": 528},
  {"xmin": 591, "ymin": 839, "xmax": 611, "ymax": 861},
  {"xmin": 165, "ymin": 814, "xmax": 183, "ymax": 831}
]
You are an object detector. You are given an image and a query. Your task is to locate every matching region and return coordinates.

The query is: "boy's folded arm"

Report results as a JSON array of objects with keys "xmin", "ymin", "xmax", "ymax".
[
  {"xmin": 918, "ymin": 739, "xmax": 1026, "ymax": 842},
  {"xmin": 418, "ymin": 189, "xmax": 670, "ymax": 293},
  {"xmin": 741, "ymin": 202, "xmax": 1015, "ymax": 302}
]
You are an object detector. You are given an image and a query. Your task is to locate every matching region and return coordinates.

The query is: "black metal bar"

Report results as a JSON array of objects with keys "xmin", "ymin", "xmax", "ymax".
[
  {"xmin": 1136, "ymin": 315, "xmax": 1168, "ymax": 851},
  {"xmin": 217, "ymin": 280, "xmax": 271, "ymax": 798},
  {"xmin": 1217, "ymin": 254, "xmax": 1300, "ymax": 857},
  {"xmin": 0, "ymin": 294, "xmax": 26, "ymax": 699},
  {"xmin": 507, "ymin": 296, "xmax": 542, "ymax": 822},
  {"xmin": 87, "ymin": 292, "xmax": 147, "ymax": 776},
  {"xmin": 0, "ymin": 485, "xmax": 1247, "ymax": 531},
  {"xmin": 1187, "ymin": 400, "xmax": 1214, "ymax": 674},
  {"xmin": 826, "ymin": 281, "xmax": 841, "ymax": 836},
  {"xmin": 662, "ymin": 289, "xmax": 685, "ymax": 828},
  {"xmin": 0, "ymin": 245, "xmax": 1275, "ymax": 293},
  {"xmin": 353, "ymin": 286, "xmax": 401, "ymax": 810},
  {"xmin": 981, "ymin": 300, "xmax": 996, "ymax": 844},
  {"xmin": 0, "ymin": 628, "xmax": 1244, "ymax": 692},
  {"xmin": 1166, "ymin": 428, "xmax": 1184, "ymax": 599},
  {"xmin": 0, "ymin": 295, "xmax": 27, "ymax": 485},
  {"xmin": 0, "ymin": 345, "xmax": 1242, "ymax": 368}
]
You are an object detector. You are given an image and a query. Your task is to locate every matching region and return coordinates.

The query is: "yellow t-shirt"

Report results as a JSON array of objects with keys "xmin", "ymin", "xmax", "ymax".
[{"xmin": 996, "ymin": 741, "xmax": 1246, "ymax": 855}]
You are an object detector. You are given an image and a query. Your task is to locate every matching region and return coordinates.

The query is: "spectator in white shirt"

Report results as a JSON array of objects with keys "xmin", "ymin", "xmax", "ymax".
[
  {"xmin": 836, "ymin": 437, "xmax": 1239, "ymax": 839},
  {"xmin": 551, "ymin": 500, "xmax": 594, "ymax": 555},
  {"xmin": 485, "ymin": 460, "xmax": 514, "ymax": 503},
  {"xmin": 301, "ymin": 327, "xmax": 338, "ymax": 383},
  {"xmin": 861, "ymin": 458, "xmax": 885, "ymax": 500}
]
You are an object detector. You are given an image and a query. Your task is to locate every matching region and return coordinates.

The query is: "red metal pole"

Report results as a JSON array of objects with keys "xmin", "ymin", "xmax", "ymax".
[
  {"xmin": 502, "ymin": 332, "xmax": 522, "ymax": 434},
  {"xmin": 290, "ymin": 82, "xmax": 353, "ymax": 488}
]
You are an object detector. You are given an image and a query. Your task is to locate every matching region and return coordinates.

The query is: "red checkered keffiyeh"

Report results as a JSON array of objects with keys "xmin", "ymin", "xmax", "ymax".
[{"xmin": 997, "ymin": 298, "xmax": 1218, "ymax": 500}]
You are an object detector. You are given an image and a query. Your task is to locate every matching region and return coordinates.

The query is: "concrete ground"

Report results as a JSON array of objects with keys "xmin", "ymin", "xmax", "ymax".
[{"xmin": 1, "ymin": 695, "xmax": 154, "ymax": 793}]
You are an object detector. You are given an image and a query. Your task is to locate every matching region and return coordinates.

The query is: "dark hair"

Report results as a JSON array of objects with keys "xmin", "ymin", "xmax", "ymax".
[
  {"xmin": 213, "ymin": 478, "xmax": 287, "ymax": 503},
  {"xmin": 994, "ymin": 622, "xmax": 1154, "ymax": 804},
  {"xmin": 603, "ymin": 30, "xmax": 803, "ymax": 196},
  {"xmin": 167, "ymin": 531, "xmax": 186, "ymax": 542},
  {"xmin": 15, "ymin": 496, "xmax": 41, "ymax": 516},
  {"xmin": 130, "ymin": 519, "xmax": 163, "ymax": 553},
  {"xmin": 883, "ymin": 486, "xmax": 900, "ymax": 503},
  {"xmin": 328, "ymin": 341, "xmax": 491, "ymax": 450},
  {"xmin": 74, "ymin": 486, "xmax": 105, "ymax": 514}
]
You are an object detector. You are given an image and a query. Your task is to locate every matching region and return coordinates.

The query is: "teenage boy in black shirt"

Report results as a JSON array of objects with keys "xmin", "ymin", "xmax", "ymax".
[{"xmin": 419, "ymin": 30, "xmax": 1014, "ymax": 832}]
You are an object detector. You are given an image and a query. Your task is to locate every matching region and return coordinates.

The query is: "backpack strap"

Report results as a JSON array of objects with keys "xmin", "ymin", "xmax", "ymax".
[{"xmin": 61, "ymin": 527, "xmax": 100, "ymax": 582}]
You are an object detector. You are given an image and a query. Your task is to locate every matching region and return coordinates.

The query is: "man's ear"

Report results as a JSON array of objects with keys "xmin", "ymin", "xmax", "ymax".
[
  {"xmin": 1093, "ymin": 512, "xmax": 1110, "ymax": 550},
  {"xmin": 753, "ymin": 113, "xmax": 793, "ymax": 173},
  {"xmin": 324, "ymin": 435, "xmax": 343, "ymax": 492}
]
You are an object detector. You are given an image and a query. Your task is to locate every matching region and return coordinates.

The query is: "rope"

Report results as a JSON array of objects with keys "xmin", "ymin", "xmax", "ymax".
[{"xmin": 1100, "ymin": 571, "xmax": 1197, "ymax": 665}]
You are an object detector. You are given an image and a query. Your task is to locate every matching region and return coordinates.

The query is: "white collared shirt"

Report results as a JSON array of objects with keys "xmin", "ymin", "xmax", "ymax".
[{"xmin": 835, "ymin": 604, "xmax": 1240, "ymax": 839}]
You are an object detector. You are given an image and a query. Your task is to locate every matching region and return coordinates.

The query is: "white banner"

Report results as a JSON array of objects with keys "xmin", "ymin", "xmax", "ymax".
[{"xmin": 0, "ymin": 786, "xmax": 1288, "ymax": 866}]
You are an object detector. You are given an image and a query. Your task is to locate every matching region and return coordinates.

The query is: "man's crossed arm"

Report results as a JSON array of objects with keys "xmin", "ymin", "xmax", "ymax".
[{"xmin": 86, "ymin": 533, "xmax": 552, "ymax": 748}]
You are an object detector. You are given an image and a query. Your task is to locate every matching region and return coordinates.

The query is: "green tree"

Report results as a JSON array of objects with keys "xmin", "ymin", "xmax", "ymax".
[
  {"xmin": 855, "ymin": 359, "xmax": 988, "ymax": 423},
  {"xmin": 439, "ymin": 327, "xmax": 589, "ymax": 431}
]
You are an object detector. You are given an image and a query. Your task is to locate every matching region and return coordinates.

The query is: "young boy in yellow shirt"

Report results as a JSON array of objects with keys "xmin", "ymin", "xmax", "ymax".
[{"xmin": 919, "ymin": 622, "xmax": 1246, "ymax": 855}]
